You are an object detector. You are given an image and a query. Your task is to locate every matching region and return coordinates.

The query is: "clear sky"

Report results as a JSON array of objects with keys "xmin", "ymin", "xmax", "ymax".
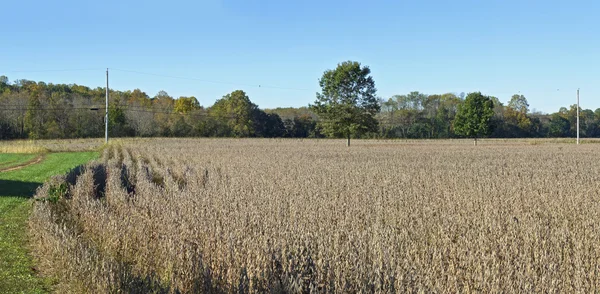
[{"xmin": 1, "ymin": 0, "xmax": 598, "ymax": 113}]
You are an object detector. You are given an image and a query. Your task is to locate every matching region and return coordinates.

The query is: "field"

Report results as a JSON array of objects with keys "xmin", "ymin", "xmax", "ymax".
[
  {"xmin": 0, "ymin": 152, "xmax": 99, "ymax": 293},
  {"xmin": 27, "ymin": 138, "xmax": 600, "ymax": 293},
  {"xmin": 0, "ymin": 138, "xmax": 106, "ymax": 153}
]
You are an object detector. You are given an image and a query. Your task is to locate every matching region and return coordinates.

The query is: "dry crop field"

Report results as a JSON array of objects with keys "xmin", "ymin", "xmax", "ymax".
[
  {"xmin": 0, "ymin": 138, "xmax": 105, "ymax": 153},
  {"xmin": 29, "ymin": 138, "xmax": 600, "ymax": 293}
]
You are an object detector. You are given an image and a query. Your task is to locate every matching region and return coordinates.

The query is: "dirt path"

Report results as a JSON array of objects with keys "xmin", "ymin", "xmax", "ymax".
[{"xmin": 0, "ymin": 154, "xmax": 46, "ymax": 173}]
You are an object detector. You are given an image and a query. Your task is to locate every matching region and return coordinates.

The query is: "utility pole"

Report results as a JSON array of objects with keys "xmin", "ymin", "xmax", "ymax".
[
  {"xmin": 576, "ymin": 88, "xmax": 580, "ymax": 145},
  {"xmin": 105, "ymin": 68, "xmax": 109, "ymax": 144}
]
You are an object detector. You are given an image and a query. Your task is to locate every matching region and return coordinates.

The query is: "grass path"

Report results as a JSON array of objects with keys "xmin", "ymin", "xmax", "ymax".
[
  {"xmin": 0, "ymin": 154, "xmax": 45, "ymax": 173},
  {"xmin": 0, "ymin": 152, "xmax": 98, "ymax": 294},
  {"xmin": 0, "ymin": 154, "xmax": 38, "ymax": 170}
]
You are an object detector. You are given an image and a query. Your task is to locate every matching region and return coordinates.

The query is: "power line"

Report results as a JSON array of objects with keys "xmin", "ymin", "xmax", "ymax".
[
  {"xmin": 0, "ymin": 107, "xmax": 105, "ymax": 110},
  {"xmin": 3, "ymin": 67, "xmax": 312, "ymax": 92},
  {"xmin": 119, "ymin": 108, "xmax": 401, "ymax": 125},
  {"xmin": 110, "ymin": 68, "xmax": 312, "ymax": 92},
  {"xmin": 0, "ymin": 106, "xmax": 403, "ymax": 126},
  {"xmin": 5, "ymin": 69, "xmax": 104, "ymax": 73}
]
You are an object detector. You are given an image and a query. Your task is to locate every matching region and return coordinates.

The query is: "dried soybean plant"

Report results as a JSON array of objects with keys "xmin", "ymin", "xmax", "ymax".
[{"xmin": 29, "ymin": 138, "xmax": 600, "ymax": 293}]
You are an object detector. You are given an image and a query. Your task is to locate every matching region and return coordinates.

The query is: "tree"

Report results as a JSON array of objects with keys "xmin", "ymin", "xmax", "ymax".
[
  {"xmin": 453, "ymin": 92, "xmax": 494, "ymax": 145},
  {"xmin": 387, "ymin": 93, "xmax": 425, "ymax": 138},
  {"xmin": 294, "ymin": 115, "xmax": 318, "ymax": 137},
  {"xmin": 108, "ymin": 103, "xmax": 132, "ymax": 137},
  {"xmin": 209, "ymin": 90, "xmax": 257, "ymax": 137},
  {"xmin": 253, "ymin": 111, "xmax": 285, "ymax": 137},
  {"xmin": 47, "ymin": 91, "xmax": 74, "ymax": 138},
  {"xmin": 580, "ymin": 109, "xmax": 598, "ymax": 137},
  {"xmin": 565, "ymin": 104, "xmax": 581, "ymax": 136},
  {"xmin": 0, "ymin": 76, "xmax": 8, "ymax": 93},
  {"xmin": 548, "ymin": 113, "xmax": 570, "ymax": 137},
  {"xmin": 174, "ymin": 96, "xmax": 201, "ymax": 114},
  {"xmin": 24, "ymin": 93, "xmax": 46, "ymax": 139},
  {"xmin": 503, "ymin": 94, "xmax": 532, "ymax": 136},
  {"xmin": 172, "ymin": 116, "xmax": 192, "ymax": 137},
  {"xmin": 488, "ymin": 96, "xmax": 509, "ymax": 137},
  {"xmin": 423, "ymin": 93, "xmax": 461, "ymax": 138},
  {"xmin": 127, "ymin": 89, "xmax": 151, "ymax": 106},
  {"xmin": 310, "ymin": 61, "xmax": 379, "ymax": 146},
  {"xmin": 508, "ymin": 94, "xmax": 529, "ymax": 113},
  {"xmin": 154, "ymin": 90, "xmax": 171, "ymax": 101}
]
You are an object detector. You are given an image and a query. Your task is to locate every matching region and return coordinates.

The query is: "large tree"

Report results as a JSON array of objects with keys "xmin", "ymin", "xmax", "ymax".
[
  {"xmin": 505, "ymin": 94, "xmax": 532, "ymax": 136},
  {"xmin": 209, "ymin": 90, "xmax": 257, "ymax": 137},
  {"xmin": 508, "ymin": 94, "xmax": 529, "ymax": 113},
  {"xmin": 310, "ymin": 61, "xmax": 379, "ymax": 146},
  {"xmin": 453, "ymin": 92, "xmax": 494, "ymax": 145}
]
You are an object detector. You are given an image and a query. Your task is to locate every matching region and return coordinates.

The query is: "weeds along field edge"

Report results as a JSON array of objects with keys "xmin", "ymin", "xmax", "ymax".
[{"xmin": 29, "ymin": 139, "xmax": 600, "ymax": 293}]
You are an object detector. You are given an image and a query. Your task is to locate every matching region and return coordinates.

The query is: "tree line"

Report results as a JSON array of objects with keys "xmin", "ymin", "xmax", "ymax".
[
  {"xmin": 377, "ymin": 91, "xmax": 599, "ymax": 139},
  {"xmin": 0, "ymin": 76, "xmax": 318, "ymax": 139},
  {"xmin": 0, "ymin": 69, "xmax": 598, "ymax": 140}
]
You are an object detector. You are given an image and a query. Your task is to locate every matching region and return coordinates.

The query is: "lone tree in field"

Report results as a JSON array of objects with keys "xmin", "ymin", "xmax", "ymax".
[
  {"xmin": 453, "ymin": 92, "xmax": 494, "ymax": 145},
  {"xmin": 310, "ymin": 61, "xmax": 379, "ymax": 147}
]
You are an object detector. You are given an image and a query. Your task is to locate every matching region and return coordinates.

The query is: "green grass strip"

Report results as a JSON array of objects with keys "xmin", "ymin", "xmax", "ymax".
[
  {"xmin": 0, "ymin": 152, "xmax": 98, "ymax": 294},
  {"xmin": 0, "ymin": 154, "xmax": 38, "ymax": 170}
]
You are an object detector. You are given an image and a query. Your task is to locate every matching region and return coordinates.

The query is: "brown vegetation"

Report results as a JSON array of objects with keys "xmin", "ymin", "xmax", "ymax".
[
  {"xmin": 29, "ymin": 139, "xmax": 600, "ymax": 292},
  {"xmin": 0, "ymin": 138, "xmax": 106, "ymax": 153}
]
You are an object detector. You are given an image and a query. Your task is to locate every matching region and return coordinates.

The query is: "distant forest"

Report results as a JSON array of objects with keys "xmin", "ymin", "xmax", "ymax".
[{"xmin": 0, "ymin": 75, "xmax": 597, "ymax": 140}]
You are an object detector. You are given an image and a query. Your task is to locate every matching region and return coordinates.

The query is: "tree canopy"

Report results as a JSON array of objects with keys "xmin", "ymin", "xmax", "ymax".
[
  {"xmin": 453, "ymin": 92, "xmax": 495, "ymax": 144},
  {"xmin": 310, "ymin": 61, "xmax": 380, "ymax": 146},
  {"xmin": 174, "ymin": 96, "xmax": 201, "ymax": 114},
  {"xmin": 0, "ymin": 74, "xmax": 598, "ymax": 141}
]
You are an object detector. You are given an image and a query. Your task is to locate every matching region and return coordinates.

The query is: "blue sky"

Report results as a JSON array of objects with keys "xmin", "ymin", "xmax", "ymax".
[{"xmin": 1, "ymin": 0, "xmax": 598, "ymax": 113}]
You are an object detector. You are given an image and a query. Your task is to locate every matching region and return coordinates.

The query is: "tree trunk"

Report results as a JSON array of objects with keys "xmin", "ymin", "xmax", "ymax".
[
  {"xmin": 474, "ymin": 137, "xmax": 478, "ymax": 146},
  {"xmin": 347, "ymin": 134, "xmax": 350, "ymax": 147}
]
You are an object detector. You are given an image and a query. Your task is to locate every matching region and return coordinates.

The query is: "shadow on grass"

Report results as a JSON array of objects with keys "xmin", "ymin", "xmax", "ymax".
[{"xmin": 0, "ymin": 179, "xmax": 42, "ymax": 198}]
